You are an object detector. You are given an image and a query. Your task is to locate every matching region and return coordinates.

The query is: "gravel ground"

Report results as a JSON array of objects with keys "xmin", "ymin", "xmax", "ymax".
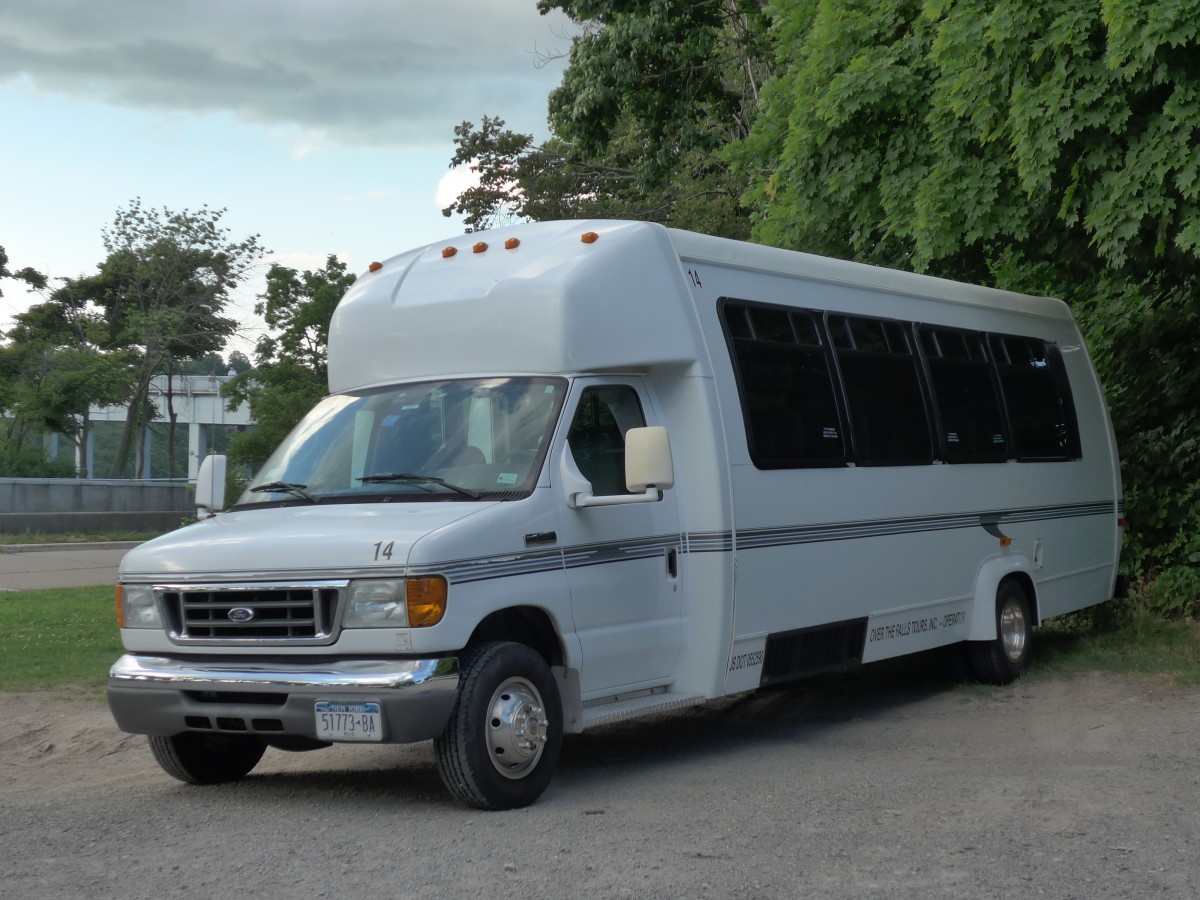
[{"xmin": 2, "ymin": 672, "xmax": 1198, "ymax": 899}]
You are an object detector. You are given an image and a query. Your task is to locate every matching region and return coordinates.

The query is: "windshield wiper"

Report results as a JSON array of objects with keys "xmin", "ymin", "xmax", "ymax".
[
  {"xmin": 358, "ymin": 472, "xmax": 481, "ymax": 500},
  {"xmin": 249, "ymin": 481, "xmax": 320, "ymax": 503}
]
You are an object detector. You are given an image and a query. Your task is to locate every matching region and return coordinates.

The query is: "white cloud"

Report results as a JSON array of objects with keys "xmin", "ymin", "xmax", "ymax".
[
  {"xmin": 434, "ymin": 164, "xmax": 482, "ymax": 211},
  {"xmin": 0, "ymin": 0, "xmax": 571, "ymax": 147}
]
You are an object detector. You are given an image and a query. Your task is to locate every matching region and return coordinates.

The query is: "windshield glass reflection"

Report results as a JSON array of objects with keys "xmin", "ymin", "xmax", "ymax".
[{"xmin": 236, "ymin": 377, "xmax": 567, "ymax": 505}]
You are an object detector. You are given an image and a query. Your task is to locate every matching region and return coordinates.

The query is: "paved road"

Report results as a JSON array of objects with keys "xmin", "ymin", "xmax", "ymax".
[{"xmin": 0, "ymin": 542, "xmax": 137, "ymax": 591}]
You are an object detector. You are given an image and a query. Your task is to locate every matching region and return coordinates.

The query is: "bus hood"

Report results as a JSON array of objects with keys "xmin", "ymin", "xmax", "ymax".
[{"xmin": 118, "ymin": 502, "xmax": 497, "ymax": 581}]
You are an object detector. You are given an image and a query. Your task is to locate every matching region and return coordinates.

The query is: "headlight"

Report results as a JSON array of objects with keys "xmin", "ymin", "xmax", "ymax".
[
  {"xmin": 343, "ymin": 577, "xmax": 447, "ymax": 628},
  {"xmin": 117, "ymin": 584, "xmax": 162, "ymax": 629},
  {"xmin": 344, "ymin": 579, "xmax": 408, "ymax": 627}
]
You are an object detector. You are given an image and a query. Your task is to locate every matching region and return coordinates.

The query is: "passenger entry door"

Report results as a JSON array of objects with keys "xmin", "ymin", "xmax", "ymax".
[{"xmin": 554, "ymin": 379, "xmax": 683, "ymax": 695}]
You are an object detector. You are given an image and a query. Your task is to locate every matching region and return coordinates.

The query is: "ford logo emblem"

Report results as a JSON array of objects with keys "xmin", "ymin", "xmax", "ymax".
[{"xmin": 227, "ymin": 607, "xmax": 256, "ymax": 623}]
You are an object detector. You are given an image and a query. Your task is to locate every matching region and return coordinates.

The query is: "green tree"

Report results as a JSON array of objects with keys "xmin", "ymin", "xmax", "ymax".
[
  {"xmin": 542, "ymin": 0, "xmax": 770, "ymax": 180},
  {"xmin": 0, "ymin": 246, "xmax": 89, "ymax": 477},
  {"xmin": 223, "ymin": 256, "xmax": 356, "ymax": 471},
  {"xmin": 62, "ymin": 199, "xmax": 266, "ymax": 477},
  {"xmin": 735, "ymin": 0, "xmax": 1200, "ymax": 577},
  {"xmin": 0, "ymin": 244, "xmax": 49, "ymax": 451},
  {"xmin": 177, "ymin": 349, "xmax": 252, "ymax": 376},
  {"xmin": 444, "ymin": 1, "xmax": 773, "ymax": 237},
  {"xmin": 0, "ymin": 293, "xmax": 130, "ymax": 477},
  {"xmin": 0, "ymin": 245, "xmax": 47, "ymax": 298},
  {"xmin": 227, "ymin": 350, "xmax": 252, "ymax": 373}
]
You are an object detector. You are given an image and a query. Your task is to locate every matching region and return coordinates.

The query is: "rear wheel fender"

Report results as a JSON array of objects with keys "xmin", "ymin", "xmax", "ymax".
[{"xmin": 969, "ymin": 555, "xmax": 1036, "ymax": 641}]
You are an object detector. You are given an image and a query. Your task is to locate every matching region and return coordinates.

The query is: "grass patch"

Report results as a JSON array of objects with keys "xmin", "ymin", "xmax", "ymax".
[
  {"xmin": 0, "ymin": 586, "xmax": 121, "ymax": 695},
  {"xmin": 0, "ymin": 530, "xmax": 163, "ymax": 545},
  {"xmin": 1033, "ymin": 609, "xmax": 1200, "ymax": 685},
  {"xmin": 2, "ymin": 587, "xmax": 1197, "ymax": 701}
]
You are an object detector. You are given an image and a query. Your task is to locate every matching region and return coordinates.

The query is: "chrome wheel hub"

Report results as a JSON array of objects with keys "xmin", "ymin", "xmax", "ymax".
[
  {"xmin": 999, "ymin": 598, "xmax": 1027, "ymax": 663},
  {"xmin": 486, "ymin": 676, "xmax": 549, "ymax": 779}
]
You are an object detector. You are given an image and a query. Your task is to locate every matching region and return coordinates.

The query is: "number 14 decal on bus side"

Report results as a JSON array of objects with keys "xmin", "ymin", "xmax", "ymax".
[{"xmin": 374, "ymin": 541, "xmax": 395, "ymax": 561}]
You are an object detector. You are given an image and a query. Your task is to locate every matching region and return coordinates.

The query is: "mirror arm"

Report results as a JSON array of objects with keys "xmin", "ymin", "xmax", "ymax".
[{"xmin": 571, "ymin": 487, "xmax": 663, "ymax": 509}]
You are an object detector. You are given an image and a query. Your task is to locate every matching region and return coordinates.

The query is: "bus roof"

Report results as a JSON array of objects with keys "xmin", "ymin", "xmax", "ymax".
[{"xmin": 328, "ymin": 220, "xmax": 1074, "ymax": 394}]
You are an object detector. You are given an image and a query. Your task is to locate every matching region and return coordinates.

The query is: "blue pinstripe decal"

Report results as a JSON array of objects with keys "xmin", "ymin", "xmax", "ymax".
[
  {"xmin": 418, "ymin": 500, "xmax": 1116, "ymax": 585},
  {"xmin": 735, "ymin": 501, "xmax": 1114, "ymax": 550}
]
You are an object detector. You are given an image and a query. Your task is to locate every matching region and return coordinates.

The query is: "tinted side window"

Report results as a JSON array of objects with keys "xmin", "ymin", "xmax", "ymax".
[
  {"xmin": 567, "ymin": 386, "xmax": 646, "ymax": 495},
  {"xmin": 829, "ymin": 314, "xmax": 933, "ymax": 465},
  {"xmin": 721, "ymin": 301, "xmax": 846, "ymax": 468},
  {"xmin": 920, "ymin": 327, "xmax": 1008, "ymax": 462},
  {"xmin": 989, "ymin": 335, "xmax": 1080, "ymax": 459}
]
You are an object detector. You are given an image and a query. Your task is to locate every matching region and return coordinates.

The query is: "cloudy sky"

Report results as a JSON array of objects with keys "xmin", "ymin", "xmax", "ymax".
[{"xmin": 0, "ymin": 0, "xmax": 572, "ymax": 351}]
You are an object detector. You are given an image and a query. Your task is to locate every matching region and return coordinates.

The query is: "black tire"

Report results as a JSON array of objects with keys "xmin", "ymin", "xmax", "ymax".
[
  {"xmin": 969, "ymin": 580, "xmax": 1033, "ymax": 685},
  {"xmin": 147, "ymin": 732, "xmax": 267, "ymax": 785},
  {"xmin": 434, "ymin": 641, "xmax": 563, "ymax": 810}
]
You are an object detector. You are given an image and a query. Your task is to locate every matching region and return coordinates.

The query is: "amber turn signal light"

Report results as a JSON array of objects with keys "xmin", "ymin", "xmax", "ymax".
[{"xmin": 406, "ymin": 576, "xmax": 448, "ymax": 627}]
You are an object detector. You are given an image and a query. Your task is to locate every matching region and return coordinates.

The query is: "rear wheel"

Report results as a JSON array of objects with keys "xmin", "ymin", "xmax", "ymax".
[
  {"xmin": 969, "ymin": 580, "xmax": 1033, "ymax": 685},
  {"xmin": 434, "ymin": 641, "xmax": 563, "ymax": 810},
  {"xmin": 147, "ymin": 732, "xmax": 267, "ymax": 785}
]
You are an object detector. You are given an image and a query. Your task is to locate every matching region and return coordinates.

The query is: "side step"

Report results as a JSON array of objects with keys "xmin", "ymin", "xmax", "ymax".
[{"xmin": 581, "ymin": 691, "xmax": 706, "ymax": 729}]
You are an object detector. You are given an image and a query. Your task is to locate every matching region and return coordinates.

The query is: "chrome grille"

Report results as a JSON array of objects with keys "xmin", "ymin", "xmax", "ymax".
[{"xmin": 158, "ymin": 581, "xmax": 346, "ymax": 645}]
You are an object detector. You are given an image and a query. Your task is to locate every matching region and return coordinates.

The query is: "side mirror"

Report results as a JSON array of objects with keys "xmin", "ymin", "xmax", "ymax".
[
  {"xmin": 195, "ymin": 454, "xmax": 227, "ymax": 519},
  {"xmin": 625, "ymin": 426, "xmax": 674, "ymax": 492},
  {"xmin": 561, "ymin": 426, "xmax": 674, "ymax": 510}
]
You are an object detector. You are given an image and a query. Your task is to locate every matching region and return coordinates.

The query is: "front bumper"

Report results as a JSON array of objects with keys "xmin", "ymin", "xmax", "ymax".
[{"xmin": 107, "ymin": 654, "xmax": 460, "ymax": 744}]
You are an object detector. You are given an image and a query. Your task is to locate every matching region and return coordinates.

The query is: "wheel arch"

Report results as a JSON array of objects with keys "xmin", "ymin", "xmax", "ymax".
[
  {"xmin": 465, "ymin": 605, "xmax": 566, "ymax": 669},
  {"xmin": 969, "ymin": 556, "xmax": 1039, "ymax": 641}
]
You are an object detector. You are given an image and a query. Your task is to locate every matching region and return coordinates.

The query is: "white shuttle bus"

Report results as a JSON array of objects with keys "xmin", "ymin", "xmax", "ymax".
[{"xmin": 108, "ymin": 220, "xmax": 1123, "ymax": 809}]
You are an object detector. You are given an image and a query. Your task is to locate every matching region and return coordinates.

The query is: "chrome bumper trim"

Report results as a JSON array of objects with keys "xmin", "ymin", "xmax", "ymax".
[
  {"xmin": 107, "ymin": 654, "xmax": 461, "ymax": 744},
  {"xmin": 108, "ymin": 654, "xmax": 458, "ymax": 691}
]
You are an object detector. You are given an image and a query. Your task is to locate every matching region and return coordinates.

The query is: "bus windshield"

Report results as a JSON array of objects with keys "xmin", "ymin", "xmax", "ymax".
[{"xmin": 236, "ymin": 376, "xmax": 567, "ymax": 505}]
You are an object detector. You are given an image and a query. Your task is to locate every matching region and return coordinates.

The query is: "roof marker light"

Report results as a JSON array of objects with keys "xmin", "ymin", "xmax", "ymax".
[
  {"xmin": 473, "ymin": 241, "xmax": 488, "ymax": 254},
  {"xmin": 442, "ymin": 246, "xmax": 457, "ymax": 258},
  {"xmin": 368, "ymin": 261, "xmax": 383, "ymax": 273},
  {"xmin": 581, "ymin": 231, "xmax": 599, "ymax": 244},
  {"xmin": 505, "ymin": 237, "xmax": 520, "ymax": 250}
]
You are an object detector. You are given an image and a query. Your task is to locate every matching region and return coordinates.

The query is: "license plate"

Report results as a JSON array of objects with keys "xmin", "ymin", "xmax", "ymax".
[{"xmin": 314, "ymin": 701, "xmax": 383, "ymax": 741}]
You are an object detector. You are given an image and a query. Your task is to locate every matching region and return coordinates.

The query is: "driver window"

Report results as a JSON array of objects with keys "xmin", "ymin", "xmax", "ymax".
[{"xmin": 567, "ymin": 386, "xmax": 646, "ymax": 496}]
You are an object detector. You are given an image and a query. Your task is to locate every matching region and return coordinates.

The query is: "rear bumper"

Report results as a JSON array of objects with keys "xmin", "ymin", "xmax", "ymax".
[{"xmin": 107, "ymin": 654, "xmax": 460, "ymax": 744}]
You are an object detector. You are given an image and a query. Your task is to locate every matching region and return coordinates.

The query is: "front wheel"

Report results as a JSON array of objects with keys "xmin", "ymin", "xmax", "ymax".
[
  {"xmin": 969, "ymin": 580, "xmax": 1033, "ymax": 685},
  {"xmin": 147, "ymin": 732, "xmax": 267, "ymax": 785},
  {"xmin": 434, "ymin": 641, "xmax": 563, "ymax": 810}
]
